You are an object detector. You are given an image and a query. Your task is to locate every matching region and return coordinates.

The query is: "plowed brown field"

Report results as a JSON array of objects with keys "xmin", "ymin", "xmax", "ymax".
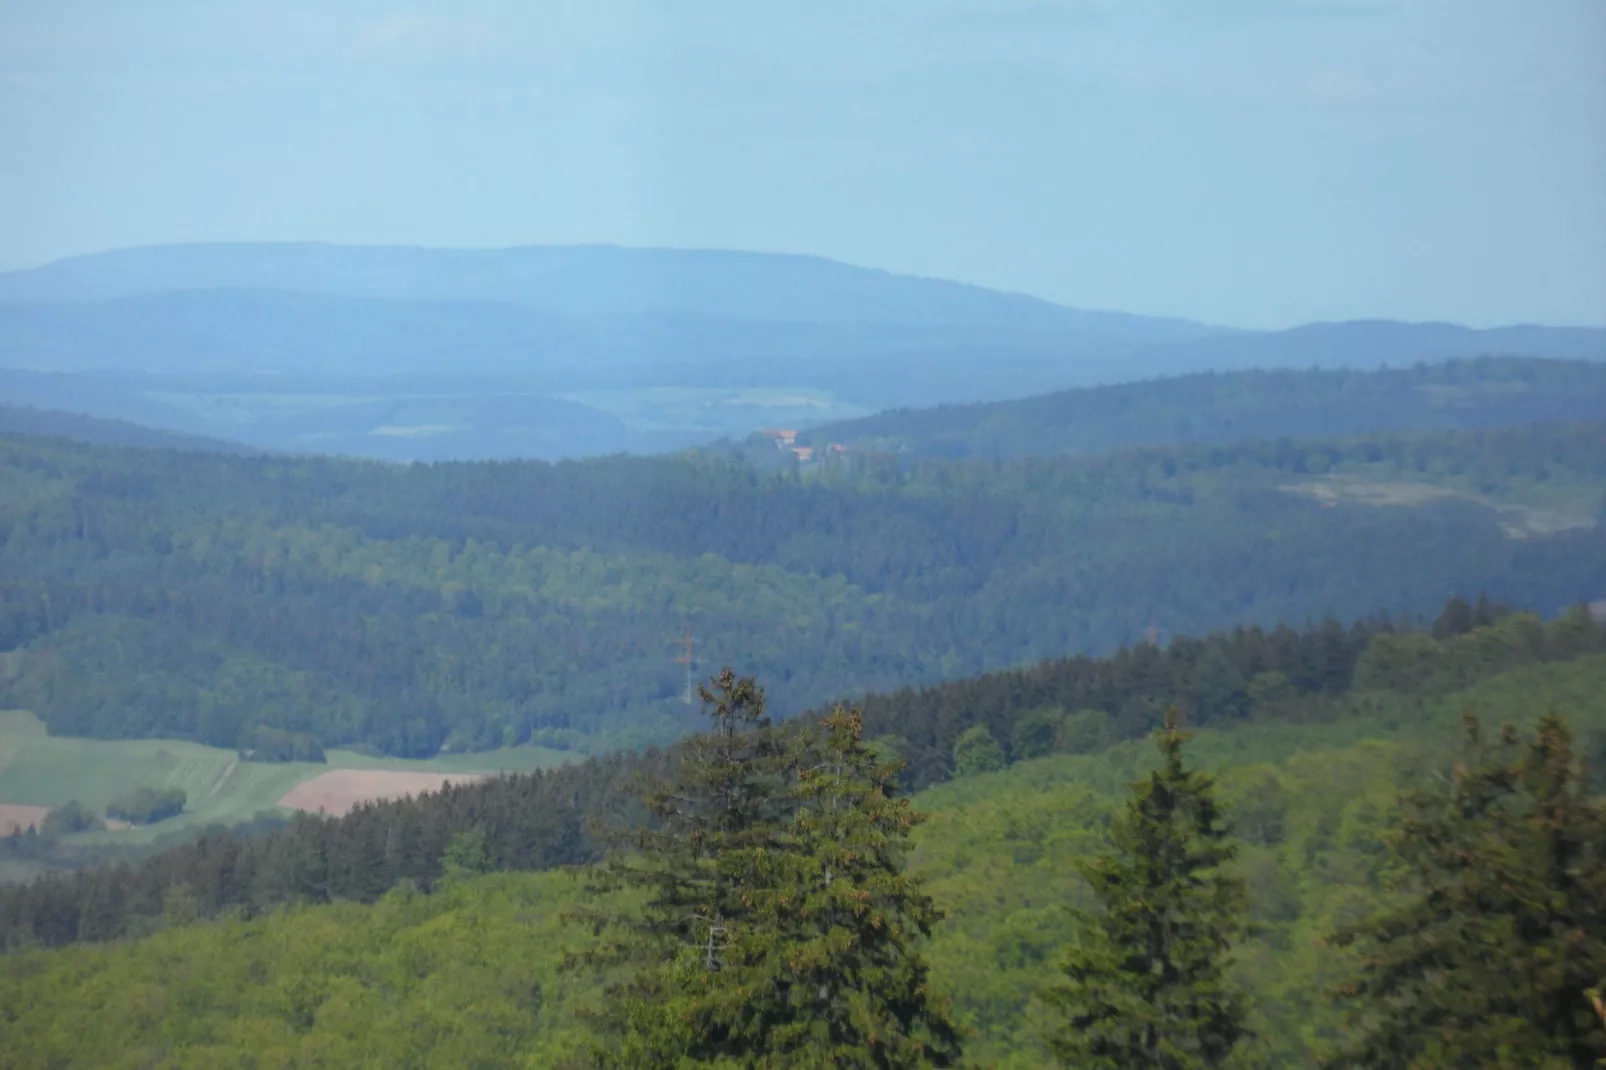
[
  {"xmin": 0, "ymin": 804, "xmax": 50, "ymax": 835},
  {"xmin": 276, "ymin": 770, "xmax": 487, "ymax": 817}
]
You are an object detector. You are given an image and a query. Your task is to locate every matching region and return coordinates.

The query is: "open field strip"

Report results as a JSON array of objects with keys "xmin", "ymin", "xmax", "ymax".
[
  {"xmin": 0, "ymin": 711, "xmax": 572, "ymax": 845},
  {"xmin": 0, "ymin": 805, "xmax": 49, "ymax": 835},
  {"xmin": 276, "ymin": 770, "xmax": 489, "ymax": 817}
]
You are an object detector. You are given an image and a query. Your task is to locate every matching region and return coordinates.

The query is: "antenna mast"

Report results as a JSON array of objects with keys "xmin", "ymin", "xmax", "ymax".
[{"xmin": 674, "ymin": 625, "xmax": 696, "ymax": 704}]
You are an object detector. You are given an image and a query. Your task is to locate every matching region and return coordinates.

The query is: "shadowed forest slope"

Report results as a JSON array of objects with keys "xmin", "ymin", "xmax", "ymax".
[{"xmin": 1, "ymin": 423, "xmax": 1603, "ymax": 756}]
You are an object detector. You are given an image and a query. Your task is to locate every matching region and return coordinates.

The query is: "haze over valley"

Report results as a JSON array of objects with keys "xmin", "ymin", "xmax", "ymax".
[
  {"xmin": 3, "ymin": 242, "xmax": 1604, "ymax": 461},
  {"xmin": 3, "ymin": 3, "xmax": 1605, "ymax": 1067}
]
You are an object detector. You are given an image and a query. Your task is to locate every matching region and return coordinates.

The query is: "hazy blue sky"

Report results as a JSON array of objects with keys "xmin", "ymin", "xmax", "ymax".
[{"xmin": 1, "ymin": 1, "xmax": 1602, "ymax": 328}]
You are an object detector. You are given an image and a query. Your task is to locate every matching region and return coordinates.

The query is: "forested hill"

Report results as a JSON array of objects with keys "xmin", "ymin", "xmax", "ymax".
[
  {"xmin": 2, "ymin": 421, "xmax": 1604, "ymax": 756},
  {"xmin": 800, "ymin": 357, "xmax": 1606, "ymax": 460},
  {"xmin": 5, "ymin": 596, "xmax": 1602, "ymax": 957},
  {"xmin": 0, "ymin": 404, "xmax": 257, "ymax": 455},
  {"xmin": 0, "ymin": 243, "xmax": 1211, "ymax": 337},
  {"xmin": 15, "ymin": 642, "xmax": 1600, "ymax": 1066}
]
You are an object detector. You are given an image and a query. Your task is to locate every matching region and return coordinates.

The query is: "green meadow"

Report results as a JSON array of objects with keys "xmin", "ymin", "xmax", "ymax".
[{"xmin": 0, "ymin": 710, "xmax": 571, "ymax": 845}]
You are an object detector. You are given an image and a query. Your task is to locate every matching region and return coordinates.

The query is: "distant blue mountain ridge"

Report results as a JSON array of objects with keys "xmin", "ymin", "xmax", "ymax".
[
  {"xmin": 0, "ymin": 242, "xmax": 1216, "ymax": 338},
  {"xmin": 0, "ymin": 243, "xmax": 1600, "ymax": 461}
]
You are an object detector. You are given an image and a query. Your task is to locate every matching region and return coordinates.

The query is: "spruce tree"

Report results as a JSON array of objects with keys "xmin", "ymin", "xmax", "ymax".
[
  {"xmin": 570, "ymin": 681, "xmax": 963, "ymax": 1068},
  {"xmin": 1041, "ymin": 708, "xmax": 1250, "ymax": 1070},
  {"xmin": 569, "ymin": 668, "xmax": 802, "ymax": 1068},
  {"xmin": 757, "ymin": 705, "xmax": 964, "ymax": 1067},
  {"xmin": 1329, "ymin": 713, "xmax": 1606, "ymax": 1069}
]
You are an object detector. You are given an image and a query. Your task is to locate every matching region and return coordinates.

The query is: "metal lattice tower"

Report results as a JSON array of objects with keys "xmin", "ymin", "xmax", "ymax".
[{"xmin": 674, "ymin": 625, "xmax": 696, "ymax": 704}]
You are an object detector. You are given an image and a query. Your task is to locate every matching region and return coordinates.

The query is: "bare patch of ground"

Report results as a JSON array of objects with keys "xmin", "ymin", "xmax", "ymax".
[
  {"xmin": 277, "ymin": 770, "xmax": 487, "ymax": 817},
  {"xmin": 0, "ymin": 804, "xmax": 50, "ymax": 835},
  {"xmin": 1281, "ymin": 476, "xmax": 1595, "ymax": 539},
  {"xmin": 1501, "ymin": 511, "xmax": 1598, "ymax": 538},
  {"xmin": 1283, "ymin": 478, "xmax": 1456, "ymax": 509}
]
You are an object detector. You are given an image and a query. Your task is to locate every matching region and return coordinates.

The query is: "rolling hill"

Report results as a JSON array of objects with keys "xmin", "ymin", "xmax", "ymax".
[
  {"xmin": 2, "ymin": 244, "xmax": 1602, "ymax": 461},
  {"xmin": 799, "ymin": 357, "xmax": 1606, "ymax": 459},
  {"xmin": 3, "ymin": 614, "xmax": 1603, "ymax": 1066},
  {"xmin": 1, "ymin": 421, "xmax": 1602, "ymax": 757},
  {"xmin": 0, "ymin": 404, "xmax": 258, "ymax": 455},
  {"xmin": 0, "ymin": 243, "xmax": 1217, "ymax": 338}
]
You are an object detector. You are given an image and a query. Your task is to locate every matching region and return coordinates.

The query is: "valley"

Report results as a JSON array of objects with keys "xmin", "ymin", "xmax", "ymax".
[
  {"xmin": 0, "ymin": 708, "xmax": 566, "ymax": 847},
  {"xmin": 1, "ymin": 388, "xmax": 1600, "ymax": 1066}
]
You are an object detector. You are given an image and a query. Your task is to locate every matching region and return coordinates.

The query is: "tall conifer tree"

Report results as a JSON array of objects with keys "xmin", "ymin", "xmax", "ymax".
[
  {"xmin": 757, "ymin": 705, "xmax": 964, "ymax": 1067},
  {"xmin": 569, "ymin": 669, "xmax": 801, "ymax": 1068},
  {"xmin": 569, "ymin": 680, "xmax": 963, "ymax": 1068},
  {"xmin": 1041, "ymin": 709, "xmax": 1250, "ymax": 1070},
  {"xmin": 1329, "ymin": 713, "xmax": 1606, "ymax": 1069}
]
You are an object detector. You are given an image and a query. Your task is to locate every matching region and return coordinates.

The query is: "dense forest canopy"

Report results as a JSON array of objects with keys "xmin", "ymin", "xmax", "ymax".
[{"xmin": 2, "ymin": 420, "xmax": 1603, "ymax": 757}]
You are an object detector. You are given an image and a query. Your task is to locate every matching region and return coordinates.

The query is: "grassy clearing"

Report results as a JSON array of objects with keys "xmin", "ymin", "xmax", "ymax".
[
  {"xmin": 0, "ymin": 711, "xmax": 572, "ymax": 845},
  {"xmin": 1281, "ymin": 472, "xmax": 1601, "ymax": 537}
]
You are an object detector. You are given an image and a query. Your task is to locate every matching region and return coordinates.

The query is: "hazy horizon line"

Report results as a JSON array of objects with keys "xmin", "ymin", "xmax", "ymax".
[{"xmin": 3, "ymin": 238, "xmax": 1604, "ymax": 334}]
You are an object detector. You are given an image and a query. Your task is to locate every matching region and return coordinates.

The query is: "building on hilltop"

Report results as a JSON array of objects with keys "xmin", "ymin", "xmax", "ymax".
[{"xmin": 761, "ymin": 428, "xmax": 798, "ymax": 448}]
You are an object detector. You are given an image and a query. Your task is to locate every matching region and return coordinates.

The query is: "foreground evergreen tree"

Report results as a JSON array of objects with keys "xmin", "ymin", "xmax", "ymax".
[
  {"xmin": 1329, "ymin": 713, "xmax": 1606, "ymax": 1069},
  {"xmin": 1041, "ymin": 709, "xmax": 1250, "ymax": 1070},
  {"xmin": 569, "ymin": 677, "xmax": 963, "ymax": 1067},
  {"xmin": 569, "ymin": 669, "xmax": 801, "ymax": 1067},
  {"xmin": 759, "ymin": 705, "xmax": 964, "ymax": 1067}
]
